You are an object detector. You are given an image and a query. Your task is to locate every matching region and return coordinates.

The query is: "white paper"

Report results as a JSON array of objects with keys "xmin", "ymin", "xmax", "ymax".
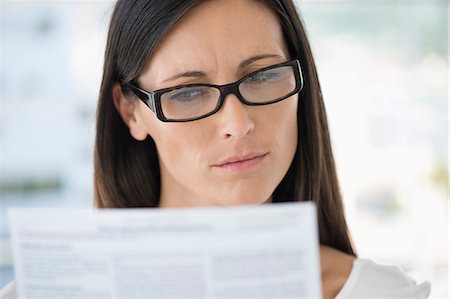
[{"xmin": 8, "ymin": 202, "xmax": 322, "ymax": 299}]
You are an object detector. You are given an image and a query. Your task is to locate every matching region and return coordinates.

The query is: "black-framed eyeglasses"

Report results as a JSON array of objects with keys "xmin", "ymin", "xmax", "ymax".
[{"xmin": 123, "ymin": 59, "xmax": 304, "ymax": 122}]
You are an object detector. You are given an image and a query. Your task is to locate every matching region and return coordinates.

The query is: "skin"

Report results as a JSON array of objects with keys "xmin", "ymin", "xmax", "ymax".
[{"xmin": 113, "ymin": 0, "xmax": 355, "ymax": 297}]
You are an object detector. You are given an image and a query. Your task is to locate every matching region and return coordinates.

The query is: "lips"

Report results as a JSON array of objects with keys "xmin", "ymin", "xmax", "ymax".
[{"xmin": 213, "ymin": 153, "xmax": 268, "ymax": 170}]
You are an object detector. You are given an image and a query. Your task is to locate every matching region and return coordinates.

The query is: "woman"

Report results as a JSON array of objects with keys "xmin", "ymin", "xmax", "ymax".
[{"xmin": 0, "ymin": 0, "xmax": 431, "ymax": 298}]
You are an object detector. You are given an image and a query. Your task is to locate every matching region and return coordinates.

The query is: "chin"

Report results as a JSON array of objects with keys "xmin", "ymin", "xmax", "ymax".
[
  {"xmin": 201, "ymin": 180, "xmax": 277, "ymax": 207},
  {"xmin": 215, "ymin": 194, "xmax": 271, "ymax": 207}
]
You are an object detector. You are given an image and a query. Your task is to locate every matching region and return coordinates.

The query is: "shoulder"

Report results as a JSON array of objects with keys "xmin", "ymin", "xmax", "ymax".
[
  {"xmin": 320, "ymin": 245, "xmax": 356, "ymax": 299},
  {"xmin": 336, "ymin": 258, "xmax": 432, "ymax": 299},
  {"xmin": 0, "ymin": 281, "xmax": 17, "ymax": 299}
]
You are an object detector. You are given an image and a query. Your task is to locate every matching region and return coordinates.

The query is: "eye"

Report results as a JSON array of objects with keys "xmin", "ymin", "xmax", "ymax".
[
  {"xmin": 245, "ymin": 69, "xmax": 282, "ymax": 85},
  {"xmin": 169, "ymin": 87, "xmax": 210, "ymax": 102}
]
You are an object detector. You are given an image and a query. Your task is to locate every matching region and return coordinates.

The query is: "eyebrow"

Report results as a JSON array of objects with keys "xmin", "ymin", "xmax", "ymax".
[{"xmin": 161, "ymin": 54, "xmax": 283, "ymax": 83}]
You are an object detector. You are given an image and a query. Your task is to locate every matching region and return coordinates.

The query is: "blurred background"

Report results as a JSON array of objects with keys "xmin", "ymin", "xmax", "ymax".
[{"xmin": 0, "ymin": 0, "xmax": 448, "ymax": 297}]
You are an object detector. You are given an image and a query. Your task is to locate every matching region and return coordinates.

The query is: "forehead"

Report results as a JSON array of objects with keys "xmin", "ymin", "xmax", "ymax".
[{"xmin": 141, "ymin": 0, "xmax": 289, "ymax": 87}]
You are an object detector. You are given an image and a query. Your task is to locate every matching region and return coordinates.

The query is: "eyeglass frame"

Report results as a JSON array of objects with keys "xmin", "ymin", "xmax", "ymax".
[{"xmin": 123, "ymin": 59, "xmax": 304, "ymax": 122}]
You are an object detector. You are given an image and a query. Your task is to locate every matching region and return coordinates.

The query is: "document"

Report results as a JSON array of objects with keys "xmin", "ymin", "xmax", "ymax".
[{"xmin": 8, "ymin": 202, "xmax": 322, "ymax": 299}]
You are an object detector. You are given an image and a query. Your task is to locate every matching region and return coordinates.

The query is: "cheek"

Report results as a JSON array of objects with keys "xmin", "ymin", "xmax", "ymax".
[
  {"xmin": 279, "ymin": 101, "xmax": 298, "ymax": 163},
  {"xmin": 284, "ymin": 98, "xmax": 298, "ymax": 144},
  {"xmin": 269, "ymin": 96, "xmax": 298, "ymax": 188},
  {"xmin": 262, "ymin": 96, "xmax": 298, "ymax": 149},
  {"xmin": 138, "ymin": 105, "xmax": 213, "ymax": 173}
]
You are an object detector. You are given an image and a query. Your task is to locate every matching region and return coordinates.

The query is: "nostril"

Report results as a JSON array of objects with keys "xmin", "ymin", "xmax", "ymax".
[{"xmin": 218, "ymin": 96, "xmax": 255, "ymax": 140}]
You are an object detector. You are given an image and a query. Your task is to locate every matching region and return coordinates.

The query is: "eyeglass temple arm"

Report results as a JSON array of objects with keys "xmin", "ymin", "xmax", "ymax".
[{"xmin": 124, "ymin": 83, "xmax": 156, "ymax": 113}]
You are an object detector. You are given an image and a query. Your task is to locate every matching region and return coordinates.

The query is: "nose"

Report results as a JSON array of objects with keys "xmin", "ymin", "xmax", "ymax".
[{"xmin": 217, "ymin": 94, "xmax": 255, "ymax": 139}]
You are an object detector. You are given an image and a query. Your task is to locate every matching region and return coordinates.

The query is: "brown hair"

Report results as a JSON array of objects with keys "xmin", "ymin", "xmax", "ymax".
[{"xmin": 94, "ymin": 0, "xmax": 356, "ymax": 256}]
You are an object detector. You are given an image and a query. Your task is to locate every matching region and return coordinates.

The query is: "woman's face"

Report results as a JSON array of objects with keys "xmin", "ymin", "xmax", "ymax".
[{"xmin": 120, "ymin": 0, "xmax": 298, "ymax": 207}]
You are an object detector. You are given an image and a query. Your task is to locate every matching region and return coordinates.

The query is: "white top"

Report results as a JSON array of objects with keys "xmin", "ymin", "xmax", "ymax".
[
  {"xmin": 335, "ymin": 258, "xmax": 431, "ymax": 298},
  {"xmin": 0, "ymin": 258, "xmax": 431, "ymax": 299}
]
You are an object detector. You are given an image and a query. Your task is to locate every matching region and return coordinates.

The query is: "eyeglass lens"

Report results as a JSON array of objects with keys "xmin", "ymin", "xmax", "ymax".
[{"xmin": 160, "ymin": 64, "xmax": 296, "ymax": 120}]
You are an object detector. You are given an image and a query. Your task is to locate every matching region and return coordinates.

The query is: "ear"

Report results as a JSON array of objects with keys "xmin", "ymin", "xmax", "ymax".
[{"xmin": 112, "ymin": 83, "xmax": 148, "ymax": 141}]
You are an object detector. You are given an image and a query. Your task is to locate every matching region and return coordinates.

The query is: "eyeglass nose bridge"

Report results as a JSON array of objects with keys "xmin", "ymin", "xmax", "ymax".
[{"xmin": 216, "ymin": 81, "xmax": 251, "ymax": 110}]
